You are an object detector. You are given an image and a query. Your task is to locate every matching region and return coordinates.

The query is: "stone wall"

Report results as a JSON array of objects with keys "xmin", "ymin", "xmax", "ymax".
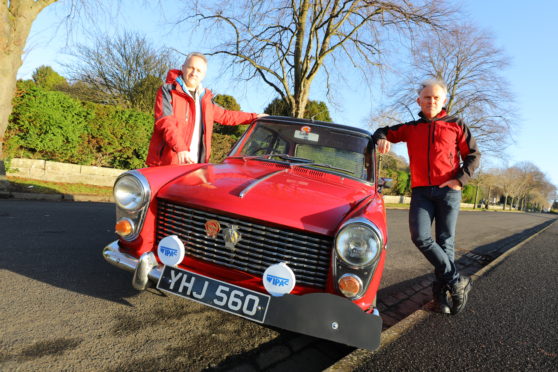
[
  {"xmin": 7, "ymin": 158, "xmax": 125, "ymax": 187},
  {"xmin": 383, "ymin": 195, "xmax": 412, "ymax": 204},
  {"xmin": 6, "ymin": 158, "xmax": 477, "ymax": 209}
]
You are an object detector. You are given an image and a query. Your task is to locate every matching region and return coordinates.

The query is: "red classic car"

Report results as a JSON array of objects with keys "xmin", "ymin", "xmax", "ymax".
[{"xmin": 103, "ymin": 116, "xmax": 388, "ymax": 350}]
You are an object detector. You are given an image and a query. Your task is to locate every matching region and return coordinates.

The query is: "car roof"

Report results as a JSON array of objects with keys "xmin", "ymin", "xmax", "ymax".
[{"xmin": 256, "ymin": 116, "xmax": 373, "ymax": 138}]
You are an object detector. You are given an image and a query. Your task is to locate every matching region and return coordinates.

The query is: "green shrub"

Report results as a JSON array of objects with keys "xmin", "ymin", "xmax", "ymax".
[
  {"xmin": 86, "ymin": 104, "xmax": 152, "ymax": 169},
  {"xmin": 6, "ymin": 84, "xmax": 92, "ymax": 164},
  {"xmin": 210, "ymin": 133, "xmax": 240, "ymax": 163},
  {"xmin": 462, "ymin": 184, "xmax": 482, "ymax": 204},
  {"xmin": 213, "ymin": 94, "xmax": 249, "ymax": 137},
  {"xmin": 6, "ymin": 83, "xmax": 153, "ymax": 169},
  {"xmin": 7, "ymin": 83, "xmax": 251, "ymax": 170},
  {"xmin": 264, "ymin": 97, "xmax": 332, "ymax": 122},
  {"xmin": 32, "ymin": 65, "xmax": 68, "ymax": 91},
  {"xmin": 394, "ymin": 170, "xmax": 410, "ymax": 195}
]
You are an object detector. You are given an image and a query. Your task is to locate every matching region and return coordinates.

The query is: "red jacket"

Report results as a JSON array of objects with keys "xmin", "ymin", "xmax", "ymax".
[
  {"xmin": 373, "ymin": 110, "xmax": 480, "ymax": 188},
  {"xmin": 146, "ymin": 70, "xmax": 258, "ymax": 166}
]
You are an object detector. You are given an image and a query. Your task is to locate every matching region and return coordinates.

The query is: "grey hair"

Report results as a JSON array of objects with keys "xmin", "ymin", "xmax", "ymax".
[
  {"xmin": 418, "ymin": 79, "xmax": 448, "ymax": 96},
  {"xmin": 183, "ymin": 52, "xmax": 208, "ymax": 66}
]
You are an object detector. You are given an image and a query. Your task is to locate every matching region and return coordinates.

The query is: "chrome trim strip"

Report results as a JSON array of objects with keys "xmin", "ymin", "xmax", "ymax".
[
  {"xmin": 238, "ymin": 169, "xmax": 287, "ymax": 198},
  {"xmin": 102, "ymin": 240, "xmax": 162, "ymax": 285}
]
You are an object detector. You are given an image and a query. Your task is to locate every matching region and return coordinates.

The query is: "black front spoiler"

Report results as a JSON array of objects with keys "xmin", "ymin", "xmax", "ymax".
[
  {"xmin": 265, "ymin": 292, "xmax": 382, "ymax": 350},
  {"xmin": 103, "ymin": 240, "xmax": 382, "ymax": 350}
]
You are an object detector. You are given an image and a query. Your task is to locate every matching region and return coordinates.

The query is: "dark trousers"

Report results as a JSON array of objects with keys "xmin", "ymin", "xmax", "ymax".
[{"xmin": 409, "ymin": 186, "xmax": 462, "ymax": 286}]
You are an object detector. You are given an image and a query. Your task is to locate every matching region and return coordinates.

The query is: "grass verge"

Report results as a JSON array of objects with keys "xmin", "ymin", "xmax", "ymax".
[
  {"xmin": 385, "ymin": 202, "xmax": 518, "ymax": 212},
  {"xmin": 6, "ymin": 176, "xmax": 112, "ymax": 196}
]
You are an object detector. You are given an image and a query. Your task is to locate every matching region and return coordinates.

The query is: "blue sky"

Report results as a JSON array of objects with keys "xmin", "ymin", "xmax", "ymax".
[{"xmin": 16, "ymin": 0, "xmax": 558, "ymax": 191}]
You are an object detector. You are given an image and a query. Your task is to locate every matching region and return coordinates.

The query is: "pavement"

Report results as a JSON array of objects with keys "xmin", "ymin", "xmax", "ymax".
[{"xmin": 327, "ymin": 218, "xmax": 558, "ymax": 371}]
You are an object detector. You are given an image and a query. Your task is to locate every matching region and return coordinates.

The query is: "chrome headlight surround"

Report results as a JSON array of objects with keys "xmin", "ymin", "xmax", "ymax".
[
  {"xmin": 113, "ymin": 170, "xmax": 151, "ymax": 241},
  {"xmin": 335, "ymin": 218, "xmax": 382, "ymax": 268},
  {"xmin": 333, "ymin": 217, "xmax": 384, "ymax": 300}
]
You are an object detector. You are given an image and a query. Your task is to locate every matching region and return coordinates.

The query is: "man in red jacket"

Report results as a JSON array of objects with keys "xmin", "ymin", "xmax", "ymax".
[
  {"xmin": 373, "ymin": 79, "xmax": 481, "ymax": 315},
  {"xmin": 146, "ymin": 52, "xmax": 266, "ymax": 166}
]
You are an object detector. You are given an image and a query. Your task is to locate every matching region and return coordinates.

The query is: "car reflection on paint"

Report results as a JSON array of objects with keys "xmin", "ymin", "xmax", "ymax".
[{"xmin": 103, "ymin": 116, "xmax": 388, "ymax": 350}]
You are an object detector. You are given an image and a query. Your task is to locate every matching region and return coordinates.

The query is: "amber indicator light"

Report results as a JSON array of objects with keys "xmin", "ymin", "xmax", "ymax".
[
  {"xmin": 338, "ymin": 275, "xmax": 361, "ymax": 298},
  {"xmin": 115, "ymin": 219, "xmax": 133, "ymax": 236}
]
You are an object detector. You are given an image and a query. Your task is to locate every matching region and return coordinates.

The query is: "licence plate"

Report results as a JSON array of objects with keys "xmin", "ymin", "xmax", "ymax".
[{"xmin": 157, "ymin": 266, "xmax": 270, "ymax": 323}]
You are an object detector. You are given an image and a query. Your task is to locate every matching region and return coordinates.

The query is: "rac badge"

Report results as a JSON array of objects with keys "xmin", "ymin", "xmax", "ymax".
[
  {"xmin": 205, "ymin": 220, "xmax": 221, "ymax": 238},
  {"xmin": 223, "ymin": 225, "xmax": 241, "ymax": 250}
]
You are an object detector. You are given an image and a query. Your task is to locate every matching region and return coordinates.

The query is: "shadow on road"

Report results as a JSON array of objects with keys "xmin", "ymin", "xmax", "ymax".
[
  {"xmin": 0, "ymin": 200, "xmax": 138, "ymax": 306},
  {"xmin": 380, "ymin": 216, "xmax": 556, "ymax": 301},
  {"xmin": 469, "ymin": 216, "xmax": 556, "ymax": 259}
]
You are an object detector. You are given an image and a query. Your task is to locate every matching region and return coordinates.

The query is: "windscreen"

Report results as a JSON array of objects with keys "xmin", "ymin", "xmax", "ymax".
[{"xmin": 235, "ymin": 121, "xmax": 373, "ymax": 181}]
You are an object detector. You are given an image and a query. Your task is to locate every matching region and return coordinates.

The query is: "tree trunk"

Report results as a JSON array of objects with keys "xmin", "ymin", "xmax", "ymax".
[
  {"xmin": 473, "ymin": 184, "xmax": 479, "ymax": 209},
  {"xmin": 0, "ymin": 0, "xmax": 57, "ymax": 189},
  {"xmin": 292, "ymin": 0, "xmax": 309, "ymax": 119},
  {"xmin": 292, "ymin": 89, "xmax": 310, "ymax": 119},
  {"xmin": 0, "ymin": 53, "xmax": 20, "ymax": 186}
]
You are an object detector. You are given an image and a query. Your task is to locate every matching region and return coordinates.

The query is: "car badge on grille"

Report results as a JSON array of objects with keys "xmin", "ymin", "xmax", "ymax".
[
  {"xmin": 223, "ymin": 225, "xmax": 241, "ymax": 250},
  {"xmin": 205, "ymin": 220, "xmax": 221, "ymax": 238}
]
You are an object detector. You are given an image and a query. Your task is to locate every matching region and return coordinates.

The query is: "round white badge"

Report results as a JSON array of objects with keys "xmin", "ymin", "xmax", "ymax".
[
  {"xmin": 263, "ymin": 262, "xmax": 296, "ymax": 296},
  {"xmin": 157, "ymin": 235, "xmax": 185, "ymax": 267}
]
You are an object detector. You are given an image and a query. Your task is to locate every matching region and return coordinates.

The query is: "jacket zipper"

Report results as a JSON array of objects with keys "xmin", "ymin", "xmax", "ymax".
[{"xmin": 427, "ymin": 121, "xmax": 433, "ymax": 185}]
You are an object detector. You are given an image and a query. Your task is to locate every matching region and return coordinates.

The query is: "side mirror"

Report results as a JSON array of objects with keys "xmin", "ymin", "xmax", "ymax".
[{"xmin": 378, "ymin": 178, "xmax": 392, "ymax": 194}]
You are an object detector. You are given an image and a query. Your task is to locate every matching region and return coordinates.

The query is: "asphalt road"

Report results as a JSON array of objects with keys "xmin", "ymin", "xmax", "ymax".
[
  {"xmin": 351, "ymin": 218, "xmax": 558, "ymax": 372},
  {"xmin": 0, "ymin": 200, "xmax": 555, "ymax": 371}
]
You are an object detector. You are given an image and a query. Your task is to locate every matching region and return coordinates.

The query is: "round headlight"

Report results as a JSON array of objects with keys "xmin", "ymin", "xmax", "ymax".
[
  {"xmin": 114, "ymin": 174, "xmax": 146, "ymax": 211},
  {"xmin": 336, "ymin": 223, "xmax": 381, "ymax": 267}
]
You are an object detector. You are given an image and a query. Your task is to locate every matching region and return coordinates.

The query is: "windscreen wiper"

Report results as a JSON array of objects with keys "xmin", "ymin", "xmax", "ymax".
[
  {"xmin": 230, "ymin": 154, "xmax": 312, "ymax": 163},
  {"xmin": 268, "ymin": 154, "xmax": 313, "ymax": 163},
  {"xmin": 273, "ymin": 155, "xmax": 353, "ymax": 174},
  {"xmin": 231, "ymin": 154, "xmax": 352, "ymax": 175}
]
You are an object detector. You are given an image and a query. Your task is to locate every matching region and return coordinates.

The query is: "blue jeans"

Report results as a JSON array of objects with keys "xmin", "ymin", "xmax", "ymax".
[{"xmin": 409, "ymin": 186, "xmax": 461, "ymax": 286}]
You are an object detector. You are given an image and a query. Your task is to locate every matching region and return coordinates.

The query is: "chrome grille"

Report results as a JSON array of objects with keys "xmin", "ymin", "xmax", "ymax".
[{"xmin": 156, "ymin": 199, "xmax": 332, "ymax": 288}]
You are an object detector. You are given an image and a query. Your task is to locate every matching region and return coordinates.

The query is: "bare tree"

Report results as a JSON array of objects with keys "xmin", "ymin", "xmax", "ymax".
[
  {"xmin": 1, "ymin": 0, "xmax": 110, "ymax": 185},
  {"xmin": 1, "ymin": 0, "xmax": 60, "ymax": 185},
  {"xmin": 517, "ymin": 163, "xmax": 555, "ymax": 211},
  {"xmin": 378, "ymin": 23, "xmax": 516, "ymax": 155},
  {"xmin": 182, "ymin": 0, "xmax": 454, "ymax": 118},
  {"xmin": 492, "ymin": 163, "xmax": 555, "ymax": 212},
  {"xmin": 480, "ymin": 170, "xmax": 502, "ymax": 207},
  {"xmin": 66, "ymin": 31, "xmax": 177, "ymax": 111},
  {"xmin": 493, "ymin": 167, "xmax": 517, "ymax": 210}
]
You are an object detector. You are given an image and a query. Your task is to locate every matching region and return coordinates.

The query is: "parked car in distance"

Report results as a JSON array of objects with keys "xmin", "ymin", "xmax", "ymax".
[{"xmin": 103, "ymin": 116, "xmax": 388, "ymax": 350}]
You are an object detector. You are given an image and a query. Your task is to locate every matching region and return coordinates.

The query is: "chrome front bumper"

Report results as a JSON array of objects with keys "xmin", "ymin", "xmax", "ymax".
[
  {"xmin": 102, "ymin": 240, "xmax": 162, "ymax": 290},
  {"xmin": 102, "ymin": 240, "xmax": 383, "ymax": 350}
]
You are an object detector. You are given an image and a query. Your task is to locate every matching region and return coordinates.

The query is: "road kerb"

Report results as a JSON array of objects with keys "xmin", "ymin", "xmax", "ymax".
[
  {"xmin": 1, "ymin": 191, "xmax": 114, "ymax": 203},
  {"xmin": 325, "ymin": 218, "xmax": 557, "ymax": 372}
]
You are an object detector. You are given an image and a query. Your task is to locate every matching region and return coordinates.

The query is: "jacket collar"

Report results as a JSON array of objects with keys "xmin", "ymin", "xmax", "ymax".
[
  {"xmin": 419, "ymin": 109, "xmax": 447, "ymax": 121},
  {"xmin": 165, "ymin": 69, "xmax": 207, "ymax": 99}
]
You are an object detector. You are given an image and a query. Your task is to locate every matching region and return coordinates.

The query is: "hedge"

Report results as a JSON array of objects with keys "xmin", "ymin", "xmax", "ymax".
[
  {"xmin": 6, "ymin": 83, "xmax": 153, "ymax": 169},
  {"xmin": 6, "ymin": 83, "xmax": 248, "ymax": 170}
]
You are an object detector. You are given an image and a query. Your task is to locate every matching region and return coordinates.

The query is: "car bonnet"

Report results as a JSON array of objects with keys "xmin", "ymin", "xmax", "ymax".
[{"xmin": 155, "ymin": 161, "xmax": 374, "ymax": 236}]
